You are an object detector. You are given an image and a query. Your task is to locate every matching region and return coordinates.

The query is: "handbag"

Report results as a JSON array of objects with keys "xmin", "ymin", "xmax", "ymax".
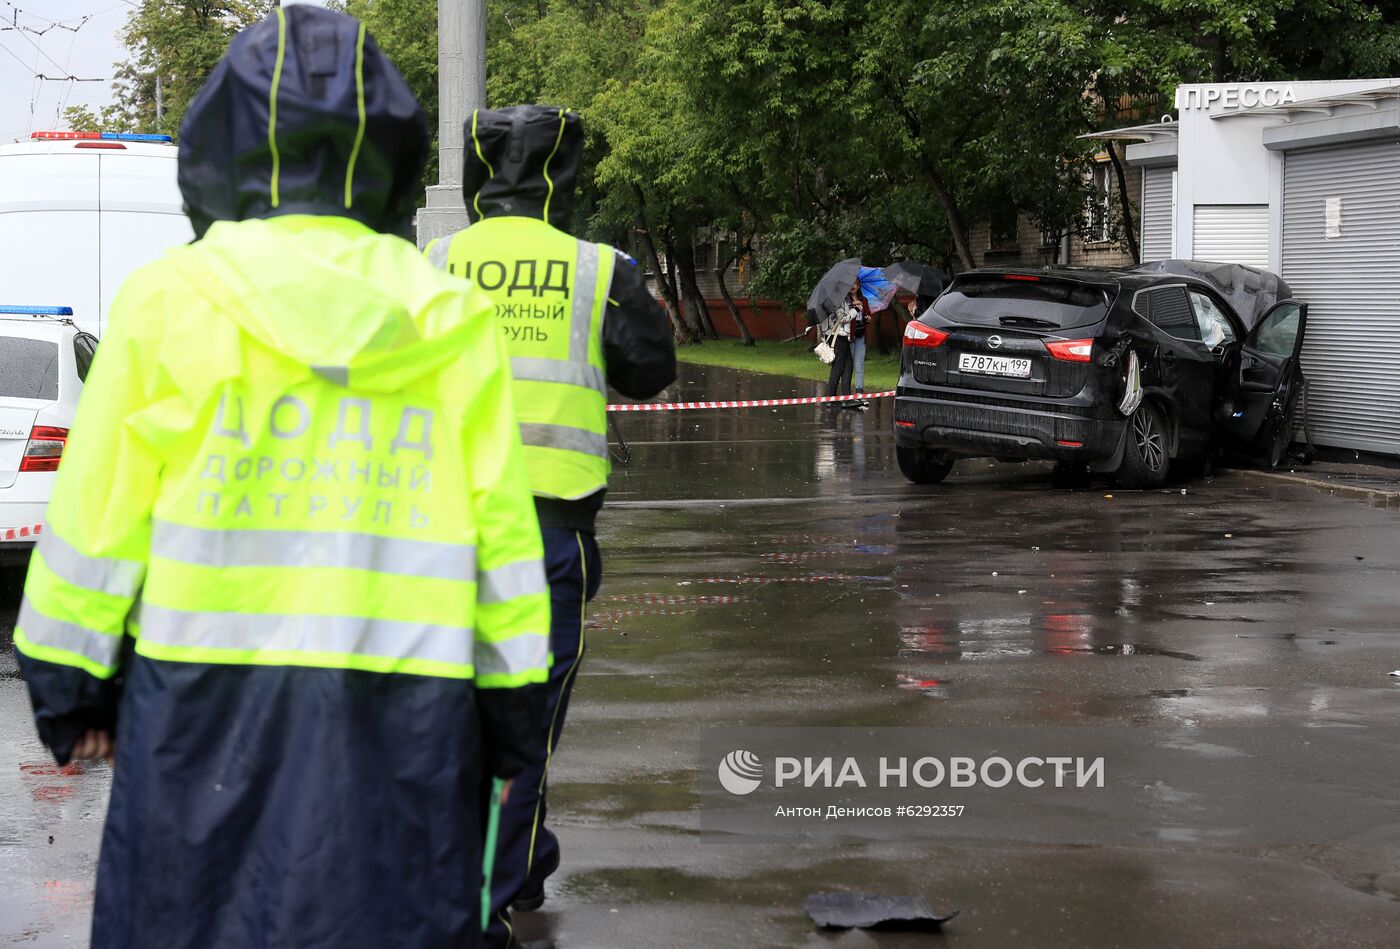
[{"xmin": 814, "ymin": 333, "xmax": 837, "ymax": 365}]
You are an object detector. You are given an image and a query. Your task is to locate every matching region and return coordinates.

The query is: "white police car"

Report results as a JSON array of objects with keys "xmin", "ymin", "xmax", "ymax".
[{"xmin": 0, "ymin": 306, "xmax": 94, "ymax": 563}]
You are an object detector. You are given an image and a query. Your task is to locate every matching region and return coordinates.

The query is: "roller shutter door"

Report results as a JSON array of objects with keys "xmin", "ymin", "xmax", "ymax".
[
  {"xmin": 1140, "ymin": 168, "xmax": 1175, "ymax": 261},
  {"xmin": 1192, "ymin": 205, "xmax": 1269, "ymax": 268},
  {"xmin": 1281, "ymin": 141, "xmax": 1400, "ymax": 455}
]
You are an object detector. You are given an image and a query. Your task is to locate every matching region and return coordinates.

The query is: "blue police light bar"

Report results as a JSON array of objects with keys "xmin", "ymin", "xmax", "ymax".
[
  {"xmin": 101, "ymin": 132, "xmax": 173, "ymax": 143},
  {"xmin": 0, "ymin": 305, "xmax": 74, "ymax": 316}
]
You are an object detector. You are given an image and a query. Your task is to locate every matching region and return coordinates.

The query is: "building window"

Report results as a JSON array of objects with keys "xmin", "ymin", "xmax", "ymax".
[
  {"xmin": 693, "ymin": 241, "xmax": 712, "ymax": 272},
  {"xmin": 990, "ymin": 208, "xmax": 1019, "ymax": 250},
  {"xmin": 1087, "ymin": 162, "xmax": 1113, "ymax": 243}
]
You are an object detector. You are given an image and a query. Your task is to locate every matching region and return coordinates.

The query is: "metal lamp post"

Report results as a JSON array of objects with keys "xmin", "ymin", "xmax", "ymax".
[{"xmin": 416, "ymin": 0, "xmax": 486, "ymax": 247}]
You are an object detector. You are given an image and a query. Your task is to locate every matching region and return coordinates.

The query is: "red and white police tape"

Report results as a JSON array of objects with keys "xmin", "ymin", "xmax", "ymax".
[
  {"xmin": 0, "ymin": 523, "xmax": 43, "ymax": 542},
  {"xmin": 606, "ymin": 390, "xmax": 894, "ymax": 412}
]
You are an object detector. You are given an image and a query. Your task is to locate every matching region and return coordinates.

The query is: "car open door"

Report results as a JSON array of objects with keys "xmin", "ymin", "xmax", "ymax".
[{"xmin": 1221, "ymin": 300, "xmax": 1307, "ymax": 465}]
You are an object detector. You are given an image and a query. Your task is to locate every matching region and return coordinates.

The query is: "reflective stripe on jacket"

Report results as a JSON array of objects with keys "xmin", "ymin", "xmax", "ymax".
[{"xmin": 428, "ymin": 216, "xmax": 615, "ymax": 501}]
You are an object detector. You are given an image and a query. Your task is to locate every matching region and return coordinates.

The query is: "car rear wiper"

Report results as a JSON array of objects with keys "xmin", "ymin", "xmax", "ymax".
[{"xmin": 998, "ymin": 316, "xmax": 1060, "ymax": 328}]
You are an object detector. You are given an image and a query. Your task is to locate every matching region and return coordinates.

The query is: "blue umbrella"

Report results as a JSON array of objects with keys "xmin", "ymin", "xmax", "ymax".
[
  {"xmin": 857, "ymin": 266, "xmax": 898, "ymax": 313},
  {"xmin": 805, "ymin": 259, "xmax": 900, "ymax": 335}
]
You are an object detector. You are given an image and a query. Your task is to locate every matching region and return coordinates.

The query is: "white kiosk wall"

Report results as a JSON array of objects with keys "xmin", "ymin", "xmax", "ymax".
[{"xmin": 1172, "ymin": 80, "xmax": 1394, "ymax": 270}]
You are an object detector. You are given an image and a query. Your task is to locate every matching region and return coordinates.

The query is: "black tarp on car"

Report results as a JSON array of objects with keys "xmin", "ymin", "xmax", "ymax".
[{"xmin": 1134, "ymin": 259, "xmax": 1292, "ymax": 331}]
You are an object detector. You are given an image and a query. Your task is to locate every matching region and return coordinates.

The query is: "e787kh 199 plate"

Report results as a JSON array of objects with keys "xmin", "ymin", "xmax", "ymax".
[{"xmin": 957, "ymin": 353, "xmax": 1031, "ymax": 378}]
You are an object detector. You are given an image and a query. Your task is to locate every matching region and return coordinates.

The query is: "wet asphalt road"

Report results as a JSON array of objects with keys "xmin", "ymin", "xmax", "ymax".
[{"xmin": 3, "ymin": 361, "xmax": 1400, "ymax": 948}]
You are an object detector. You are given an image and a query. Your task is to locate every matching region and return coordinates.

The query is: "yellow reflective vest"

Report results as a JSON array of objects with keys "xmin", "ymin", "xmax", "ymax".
[
  {"xmin": 16, "ymin": 215, "xmax": 550, "ymax": 689},
  {"xmin": 427, "ymin": 217, "xmax": 614, "ymax": 501}
]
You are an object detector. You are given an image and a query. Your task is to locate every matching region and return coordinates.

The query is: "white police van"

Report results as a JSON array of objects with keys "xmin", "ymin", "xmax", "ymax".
[
  {"xmin": 0, "ymin": 131, "xmax": 191, "ymax": 558},
  {"xmin": 0, "ymin": 131, "xmax": 191, "ymax": 336}
]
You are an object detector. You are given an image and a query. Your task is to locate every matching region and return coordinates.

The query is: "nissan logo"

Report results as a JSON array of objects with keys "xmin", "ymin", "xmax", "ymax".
[{"xmin": 988, "ymin": 335, "xmax": 1003, "ymax": 350}]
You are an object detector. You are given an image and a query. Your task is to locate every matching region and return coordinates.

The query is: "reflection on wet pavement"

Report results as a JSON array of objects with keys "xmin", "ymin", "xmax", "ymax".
[{"xmin": 4, "ymin": 363, "xmax": 1400, "ymax": 947}]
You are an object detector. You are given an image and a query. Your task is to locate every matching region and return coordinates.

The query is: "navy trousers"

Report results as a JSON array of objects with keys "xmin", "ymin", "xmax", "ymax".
[{"xmin": 484, "ymin": 527, "xmax": 601, "ymax": 948}]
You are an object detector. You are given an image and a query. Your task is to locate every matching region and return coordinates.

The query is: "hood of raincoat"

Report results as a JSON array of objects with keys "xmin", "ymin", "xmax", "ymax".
[
  {"xmin": 167, "ymin": 215, "xmax": 484, "ymax": 393},
  {"xmin": 462, "ymin": 105, "xmax": 582, "ymax": 229},
  {"xmin": 178, "ymin": 5, "xmax": 428, "ymax": 241}
]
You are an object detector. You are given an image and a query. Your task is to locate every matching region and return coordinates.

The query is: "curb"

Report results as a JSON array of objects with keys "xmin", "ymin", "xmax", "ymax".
[{"xmin": 1230, "ymin": 468, "xmax": 1400, "ymax": 510}]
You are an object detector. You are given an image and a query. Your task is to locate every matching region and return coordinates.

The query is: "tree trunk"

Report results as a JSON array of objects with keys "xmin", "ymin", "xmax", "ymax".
[
  {"xmin": 632, "ymin": 186, "xmax": 688, "ymax": 342},
  {"xmin": 715, "ymin": 262, "xmax": 754, "ymax": 345},
  {"xmin": 1105, "ymin": 141, "xmax": 1140, "ymax": 265},
  {"xmin": 919, "ymin": 157, "xmax": 976, "ymax": 271},
  {"xmin": 660, "ymin": 232, "xmax": 703, "ymax": 342},
  {"xmin": 674, "ymin": 231, "xmax": 718, "ymax": 340}
]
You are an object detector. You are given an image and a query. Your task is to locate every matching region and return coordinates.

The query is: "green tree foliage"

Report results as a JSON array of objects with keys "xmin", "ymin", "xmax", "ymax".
[
  {"xmin": 70, "ymin": 0, "xmax": 1400, "ymax": 320},
  {"xmin": 64, "ymin": 1, "xmax": 272, "ymax": 137}
]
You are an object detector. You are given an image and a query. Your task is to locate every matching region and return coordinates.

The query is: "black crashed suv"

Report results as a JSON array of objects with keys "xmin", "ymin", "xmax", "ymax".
[{"xmin": 893, "ymin": 262, "xmax": 1308, "ymax": 488}]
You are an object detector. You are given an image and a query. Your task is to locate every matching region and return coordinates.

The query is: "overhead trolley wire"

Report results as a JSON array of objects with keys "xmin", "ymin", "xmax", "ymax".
[{"xmin": 4, "ymin": 12, "xmax": 102, "ymax": 79}]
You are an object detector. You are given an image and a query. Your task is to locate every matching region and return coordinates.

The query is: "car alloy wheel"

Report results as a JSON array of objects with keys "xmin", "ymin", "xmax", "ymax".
[{"xmin": 1132, "ymin": 407, "xmax": 1166, "ymax": 472}]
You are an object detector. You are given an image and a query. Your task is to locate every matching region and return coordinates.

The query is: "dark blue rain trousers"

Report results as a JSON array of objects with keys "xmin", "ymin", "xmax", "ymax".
[
  {"xmin": 484, "ymin": 527, "xmax": 601, "ymax": 948},
  {"xmin": 78, "ymin": 658, "xmax": 487, "ymax": 949}
]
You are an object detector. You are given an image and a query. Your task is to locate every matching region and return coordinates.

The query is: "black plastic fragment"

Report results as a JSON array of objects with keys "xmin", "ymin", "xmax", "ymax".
[{"xmin": 804, "ymin": 892, "xmax": 958, "ymax": 931}]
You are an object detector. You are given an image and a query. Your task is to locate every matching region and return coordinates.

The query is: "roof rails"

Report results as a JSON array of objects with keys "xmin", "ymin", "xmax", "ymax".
[{"xmin": 30, "ymin": 131, "xmax": 173, "ymax": 144}]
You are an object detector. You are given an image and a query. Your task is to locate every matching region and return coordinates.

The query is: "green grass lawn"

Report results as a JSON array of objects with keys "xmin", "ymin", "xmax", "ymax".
[{"xmin": 674, "ymin": 339, "xmax": 902, "ymax": 391}]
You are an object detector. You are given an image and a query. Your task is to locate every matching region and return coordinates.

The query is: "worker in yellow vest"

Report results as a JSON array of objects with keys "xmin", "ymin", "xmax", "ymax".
[
  {"xmin": 14, "ymin": 9, "xmax": 548, "ymax": 948},
  {"xmin": 427, "ymin": 104, "xmax": 675, "ymax": 947}
]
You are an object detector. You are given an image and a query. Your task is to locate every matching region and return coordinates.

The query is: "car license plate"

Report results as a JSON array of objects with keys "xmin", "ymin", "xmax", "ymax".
[{"xmin": 958, "ymin": 353, "xmax": 1032, "ymax": 378}]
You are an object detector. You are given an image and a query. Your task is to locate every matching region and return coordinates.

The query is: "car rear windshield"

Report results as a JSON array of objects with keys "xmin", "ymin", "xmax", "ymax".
[
  {"xmin": 0, "ymin": 337, "xmax": 59, "ymax": 400},
  {"xmin": 934, "ymin": 276, "xmax": 1114, "ymax": 330}
]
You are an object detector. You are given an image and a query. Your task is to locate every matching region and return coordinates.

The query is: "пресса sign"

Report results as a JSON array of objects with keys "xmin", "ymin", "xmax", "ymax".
[{"xmin": 1175, "ymin": 85, "xmax": 1298, "ymax": 111}]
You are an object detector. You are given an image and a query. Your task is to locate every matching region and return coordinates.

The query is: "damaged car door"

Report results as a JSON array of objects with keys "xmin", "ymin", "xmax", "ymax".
[{"xmin": 1219, "ymin": 301, "xmax": 1308, "ymax": 467}]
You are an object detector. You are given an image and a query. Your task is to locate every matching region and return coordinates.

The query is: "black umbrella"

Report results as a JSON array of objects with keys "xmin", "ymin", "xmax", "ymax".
[
  {"xmin": 883, "ymin": 261, "xmax": 948, "ymax": 300},
  {"xmin": 805, "ymin": 257, "xmax": 864, "ymax": 328}
]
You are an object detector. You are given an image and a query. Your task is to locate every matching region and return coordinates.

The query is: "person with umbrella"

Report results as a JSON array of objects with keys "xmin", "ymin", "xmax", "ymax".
[
  {"xmin": 809, "ymin": 261, "xmax": 895, "ymax": 410},
  {"xmin": 826, "ymin": 283, "xmax": 869, "ymax": 408}
]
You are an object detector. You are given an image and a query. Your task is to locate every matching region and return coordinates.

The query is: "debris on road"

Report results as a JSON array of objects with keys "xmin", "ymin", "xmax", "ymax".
[
  {"xmin": 1389, "ymin": 671, "xmax": 1400, "ymax": 678},
  {"xmin": 804, "ymin": 892, "xmax": 958, "ymax": 932}
]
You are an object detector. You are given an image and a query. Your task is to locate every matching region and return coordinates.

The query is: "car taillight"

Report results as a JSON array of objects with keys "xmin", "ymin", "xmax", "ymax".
[
  {"xmin": 1045, "ymin": 338, "xmax": 1094, "ymax": 362},
  {"xmin": 19, "ymin": 426, "xmax": 68, "ymax": 472},
  {"xmin": 903, "ymin": 322, "xmax": 949, "ymax": 348}
]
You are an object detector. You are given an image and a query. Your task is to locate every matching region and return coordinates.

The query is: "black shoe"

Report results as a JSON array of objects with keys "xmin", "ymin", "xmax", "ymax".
[
  {"xmin": 511, "ymin": 850, "xmax": 561, "ymax": 912},
  {"xmin": 511, "ymin": 889, "xmax": 546, "ymax": 913}
]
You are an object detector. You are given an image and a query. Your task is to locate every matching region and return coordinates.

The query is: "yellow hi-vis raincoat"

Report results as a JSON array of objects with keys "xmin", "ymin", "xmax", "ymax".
[{"xmin": 15, "ymin": 214, "xmax": 550, "ymax": 947}]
